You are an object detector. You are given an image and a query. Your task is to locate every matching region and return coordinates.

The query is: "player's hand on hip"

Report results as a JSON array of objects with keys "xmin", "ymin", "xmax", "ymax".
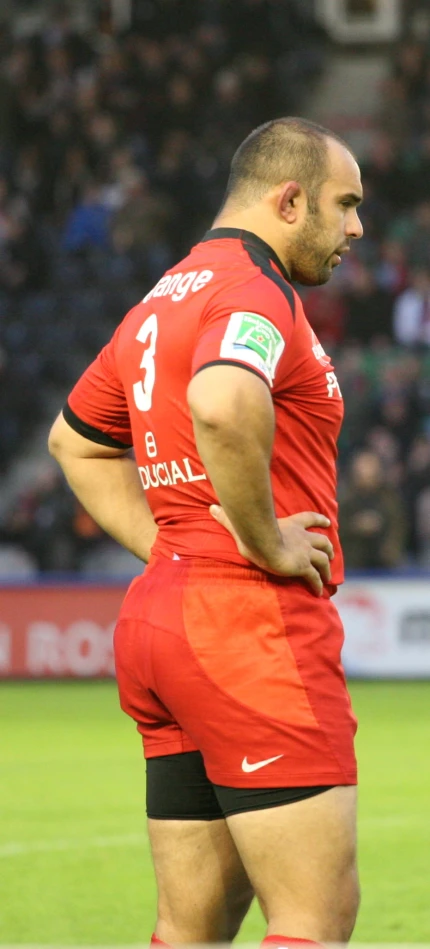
[
  {"xmin": 210, "ymin": 506, "xmax": 334, "ymax": 595},
  {"xmin": 281, "ymin": 511, "xmax": 334, "ymax": 593}
]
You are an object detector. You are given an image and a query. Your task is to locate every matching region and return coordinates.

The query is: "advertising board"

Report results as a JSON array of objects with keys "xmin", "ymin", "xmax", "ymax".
[
  {"xmin": 0, "ymin": 584, "xmax": 127, "ymax": 677},
  {"xmin": 337, "ymin": 579, "xmax": 430, "ymax": 677},
  {"xmin": 1, "ymin": 577, "xmax": 429, "ymax": 678}
]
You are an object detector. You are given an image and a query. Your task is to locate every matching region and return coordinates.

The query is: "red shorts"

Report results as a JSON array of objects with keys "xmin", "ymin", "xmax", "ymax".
[{"xmin": 114, "ymin": 556, "xmax": 357, "ymax": 788}]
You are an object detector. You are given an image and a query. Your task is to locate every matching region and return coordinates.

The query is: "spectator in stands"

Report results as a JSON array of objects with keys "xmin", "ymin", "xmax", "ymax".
[
  {"xmin": 405, "ymin": 201, "xmax": 430, "ymax": 269},
  {"xmin": 203, "ymin": 67, "xmax": 253, "ymax": 150},
  {"xmin": 0, "ymin": 345, "xmax": 42, "ymax": 470},
  {"xmin": 302, "ymin": 282, "xmax": 347, "ymax": 344},
  {"xmin": 54, "ymin": 144, "xmax": 92, "ymax": 222},
  {"xmin": 371, "ymin": 360, "xmax": 420, "ymax": 458},
  {"xmin": 363, "ymin": 133, "xmax": 410, "ymax": 211},
  {"xmin": 0, "ymin": 212, "xmax": 48, "ymax": 293},
  {"xmin": 411, "ymin": 134, "xmax": 430, "ymax": 203},
  {"xmin": 62, "ymin": 180, "xmax": 112, "ymax": 253},
  {"xmin": 111, "ymin": 169, "xmax": 173, "ymax": 282},
  {"xmin": 378, "ymin": 75, "xmax": 412, "ymax": 143},
  {"xmin": 343, "ymin": 261, "xmax": 394, "ymax": 343},
  {"xmin": 415, "ymin": 487, "xmax": 430, "ymax": 565},
  {"xmin": 393, "ymin": 268, "xmax": 430, "ymax": 346},
  {"xmin": 375, "ymin": 240, "xmax": 408, "ymax": 296},
  {"xmin": 365, "ymin": 425, "xmax": 404, "ymax": 488},
  {"xmin": 403, "ymin": 434, "xmax": 430, "ymax": 558},
  {"xmin": 0, "ymin": 466, "xmax": 105, "ymax": 572},
  {"xmin": 392, "ymin": 38, "xmax": 427, "ymax": 102},
  {"xmin": 339, "ymin": 450, "xmax": 406, "ymax": 569}
]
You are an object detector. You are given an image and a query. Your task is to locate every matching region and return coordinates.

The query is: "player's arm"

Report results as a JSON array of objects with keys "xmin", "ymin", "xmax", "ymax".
[
  {"xmin": 188, "ymin": 364, "xmax": 332, "ymax": 592},
  {"xmin": 48, "ymin": 412, "xmax": 157, "ymax": 563},
  {"xmin": 189, "ymin": 364, "xmax": 281, "ymax": 562}
]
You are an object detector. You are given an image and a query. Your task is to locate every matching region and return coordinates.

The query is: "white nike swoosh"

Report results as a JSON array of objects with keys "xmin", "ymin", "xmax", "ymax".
[{"xmin": 241, "ymin": 754, "xmax": 284, "ymax": 773}]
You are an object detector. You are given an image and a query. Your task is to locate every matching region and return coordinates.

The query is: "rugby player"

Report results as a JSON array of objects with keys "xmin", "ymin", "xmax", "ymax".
[{"xmin": 49, "ymin": 117, "xmax": 364, "ymax": 947}]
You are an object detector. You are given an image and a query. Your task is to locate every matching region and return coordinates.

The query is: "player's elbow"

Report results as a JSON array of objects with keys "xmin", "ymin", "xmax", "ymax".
[
  {"xmin": 48, "ymin": 414, "xmax": 68, "ymax": 462},
  {"xmin": 188, "ymin": 381, "xmax": 229, "ymax": 431},
  {"xmin": 187, "ymin": 370, "xmax": 246, "ymax": 432},
  {"xmin": 188, "ymin": 400, "xmax": 238, "ymax": 441},
  {"xmin": 48, "ymin": 430, "xmax": 62, "ymax": 462},
  {"xmin": 188, "ymin": 364, "xmax": 273, "ymax": 431}
]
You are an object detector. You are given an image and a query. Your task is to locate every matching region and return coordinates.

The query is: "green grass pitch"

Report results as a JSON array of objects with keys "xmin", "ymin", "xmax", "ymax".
[{"xmin": 0, "ymin": 680, "xmax": 429, "ymax": 944}]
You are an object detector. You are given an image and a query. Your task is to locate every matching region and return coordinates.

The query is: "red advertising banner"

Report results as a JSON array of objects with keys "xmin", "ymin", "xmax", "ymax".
[{"xmin": 0, "ymin": 584, "xmax": 129, "ymax": 677}]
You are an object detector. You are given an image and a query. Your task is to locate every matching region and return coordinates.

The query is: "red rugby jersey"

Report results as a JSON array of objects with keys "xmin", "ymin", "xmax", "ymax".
[{"xmin": 65, "ymin": 228, "xmax": 345, "ymax": 583}]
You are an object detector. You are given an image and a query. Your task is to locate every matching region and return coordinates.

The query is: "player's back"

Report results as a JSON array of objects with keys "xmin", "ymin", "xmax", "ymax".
[
  {"xmin": 114, "ymin": 234, "xmax": 265, "ymax": 564},
  {"xmin": 67, "ymin": 228, "xmax": 343, "ymax": 579}
]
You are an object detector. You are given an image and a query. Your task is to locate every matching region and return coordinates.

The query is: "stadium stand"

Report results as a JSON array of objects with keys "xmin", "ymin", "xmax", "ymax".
[{"xmin": 0, "ymin": 0, "xmax": 430, "ymax": 572}]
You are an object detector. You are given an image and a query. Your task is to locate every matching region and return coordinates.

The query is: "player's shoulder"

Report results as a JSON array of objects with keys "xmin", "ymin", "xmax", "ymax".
[
  {"xmin": 211, "ymin": 265, "xmax": 299, "ymax": 329},
  {"xmin": 245, "ymin": 266, "xmax": 297, "ymax": 315},
  {"xmin": 189, "ymin": 231, "xmax": 298, "ymax": 319}
]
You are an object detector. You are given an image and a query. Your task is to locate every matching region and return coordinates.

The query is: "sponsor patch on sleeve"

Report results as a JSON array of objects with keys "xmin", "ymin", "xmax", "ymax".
[{"xmin": 220, "ymin": 312, "xmax": 285, "ymax": 385}]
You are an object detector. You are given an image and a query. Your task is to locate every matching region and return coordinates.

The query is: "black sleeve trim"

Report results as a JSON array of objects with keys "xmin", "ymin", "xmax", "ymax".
[
  {"xmin": 63, "ymin": 402, "xmax": 133, "ymax": 450},
  {"xmin": 192, "ymin": 359, "xmax": 271, "ymax": 388}
]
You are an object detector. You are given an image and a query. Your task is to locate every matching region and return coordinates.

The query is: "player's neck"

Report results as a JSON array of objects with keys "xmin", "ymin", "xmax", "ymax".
[{"xmin": 212, "ymin": 209, "xmax": 290, "ymax": 274}]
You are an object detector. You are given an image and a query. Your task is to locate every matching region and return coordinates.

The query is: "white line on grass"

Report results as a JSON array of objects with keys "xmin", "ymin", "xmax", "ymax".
[
  {"xmin": 1, "ymin": 814, "xmax": 426, "ymax": 859},
  {"xmin": 0, "ymin": 832, "xmax": 148, "ymax": 858}
]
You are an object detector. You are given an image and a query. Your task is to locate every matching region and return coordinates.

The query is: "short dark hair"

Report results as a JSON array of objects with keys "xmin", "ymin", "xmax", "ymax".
[{"xmin": 224, "ymin": 117, "xmax": 354, "ymax": 213}]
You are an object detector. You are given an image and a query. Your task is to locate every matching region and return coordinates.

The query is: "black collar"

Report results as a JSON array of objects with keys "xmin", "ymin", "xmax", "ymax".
[{"xmin": 201, "ymin": 227, "xmax": 291, "ymax": 283}]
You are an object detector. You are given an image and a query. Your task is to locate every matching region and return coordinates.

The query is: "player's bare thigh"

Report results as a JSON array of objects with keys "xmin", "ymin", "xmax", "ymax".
[
  {"xmin": 148, "ymin": 816, "xmax": 253, "ymax": 944},
  {"xmin": 226, "ymin": 785, "xmax": 359, "ymax": 943}
]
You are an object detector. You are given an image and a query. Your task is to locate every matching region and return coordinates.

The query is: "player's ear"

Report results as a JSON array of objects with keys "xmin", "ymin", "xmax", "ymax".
[{"xmin": 277, "ymin": 181, "xmax": 302, "ymax": 224}]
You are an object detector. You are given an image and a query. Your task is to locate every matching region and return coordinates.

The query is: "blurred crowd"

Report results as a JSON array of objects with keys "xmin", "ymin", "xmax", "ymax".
[{"xmin": 0, "ymin": 0, "xmax": 430, "ymax": 573}]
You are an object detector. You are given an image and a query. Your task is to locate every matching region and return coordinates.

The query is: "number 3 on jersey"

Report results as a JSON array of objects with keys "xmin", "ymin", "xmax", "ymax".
[{"xmin": 133, "ymin": 313, "xmax": 158, "ymax": 411}]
